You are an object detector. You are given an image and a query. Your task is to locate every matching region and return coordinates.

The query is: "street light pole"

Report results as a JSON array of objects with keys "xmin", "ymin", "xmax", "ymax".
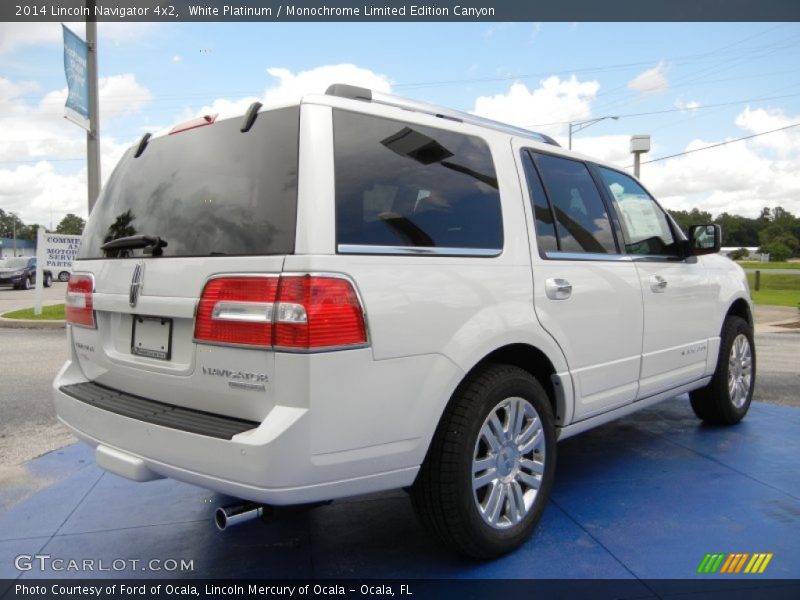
[
  {"xmin": 86, "ymin": 0, "xmax": 101, "ymax": 214},
  {"xmin": 11, "ymin": 212, "xmax": 17, "ymax": 256},
  {"xmin": 568, "ymin": 116, "xmax": 620, "ymax": 149}
]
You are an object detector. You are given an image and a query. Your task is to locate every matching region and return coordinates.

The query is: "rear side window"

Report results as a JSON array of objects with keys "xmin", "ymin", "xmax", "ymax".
[
  {"xmin": 334, "ymin": 110, "xmax": 503, "ymax": 253},
  {"xmin": 79, "ymin": 107, "xmax": 299, "ymax": 259},
  {"xmin": 533, "ymin": 153, "xmax": 616, "ymax": 254}
]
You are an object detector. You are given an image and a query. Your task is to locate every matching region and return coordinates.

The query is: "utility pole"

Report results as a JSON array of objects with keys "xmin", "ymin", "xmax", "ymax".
[{"xmin": 86, "ymin": 0, "xmax": 101, "ymax": 214}]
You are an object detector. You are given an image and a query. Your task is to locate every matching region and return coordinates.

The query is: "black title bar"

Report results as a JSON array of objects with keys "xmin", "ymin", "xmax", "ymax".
[{"xmin": 3, "ymin": 0, "xmax": 800, "ymax": 22}]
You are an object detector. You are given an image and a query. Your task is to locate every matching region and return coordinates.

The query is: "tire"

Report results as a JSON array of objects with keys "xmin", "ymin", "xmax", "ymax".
[
  {"xmin": 411, "ymin": 364, "xmax": 556, "ymax": 559},
  {"xmin": 58, "ymin": 271, "xmax": 70, "ymax": 282},
  {"xmin": 690, "ymin": 316, "xmax": 755, "ymax": 425},
  {"xmin": 44, "ymin": 273, "xmax": 52, "ymax": 288},
  {"xmin": 21, "ymin": 276, "xmax": 31, "ymax": 291}
]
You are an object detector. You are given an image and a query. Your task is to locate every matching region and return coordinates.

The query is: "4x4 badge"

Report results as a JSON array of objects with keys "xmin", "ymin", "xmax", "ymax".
[{"xmin": 129, "ymin": 262, "xmax": 144, "ymax": 308}]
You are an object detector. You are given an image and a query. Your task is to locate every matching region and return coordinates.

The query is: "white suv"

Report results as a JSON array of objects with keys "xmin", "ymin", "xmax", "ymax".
[{"xmin": 53, "ymin": 85, "xmax": 755, "ymax": 558}]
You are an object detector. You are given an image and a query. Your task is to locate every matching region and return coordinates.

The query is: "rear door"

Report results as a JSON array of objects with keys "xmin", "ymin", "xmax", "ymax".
[
  {"xmin": 69, "ymin": 107, "xmax": 300, "ymax": 423},
  {"xmin": 593, "ymin": 166, "xmax": 715, "ymax": 397},
  {"xmin": 516, "ymin": 145, "xmax": 644, "ymax": 422}
]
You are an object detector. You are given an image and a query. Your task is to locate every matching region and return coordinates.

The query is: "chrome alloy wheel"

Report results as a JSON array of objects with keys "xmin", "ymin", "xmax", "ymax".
[
  {"xmin": 728, "ymin": 333, "xmax": 753, "ymax": 409},
  {"xmin": 472, "ymin": 396, "xmax": 546, "ymax": 529}
]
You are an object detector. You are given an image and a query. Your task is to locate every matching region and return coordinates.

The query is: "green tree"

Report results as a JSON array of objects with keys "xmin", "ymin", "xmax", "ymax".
[
  {"xmin": 55, "ymin": 213, "xmax": 86, "ymax": 235},
  {"xmin": 667, "ymin": 208, "xmax": 713, "ymax": 234},
  {"xmin": 758, "ymin": 223, "xmax": 799, "ymax": 257},
  {"xmin": 0, "ymin": 209, "xmax": 25, "ymax": 240},
  {"xmin": 728, "ymin": 248, "xmax": 750, "ymax": 261},
  {"xmin": 19, "ymin": 223, "xmax": 42, "ymax": 241},
  {"xmin": 761, "ymin": 241, "xmax": 792, "ymax": 262},
  {"xmin": 715, "ymin": 212, "xmax": 760, "ymax": 247}
]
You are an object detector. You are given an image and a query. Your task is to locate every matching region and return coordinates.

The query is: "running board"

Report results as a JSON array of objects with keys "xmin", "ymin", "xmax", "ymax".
[{"xmin": 556, "ymin": 377, "xmax": 711, "ymax": 441}]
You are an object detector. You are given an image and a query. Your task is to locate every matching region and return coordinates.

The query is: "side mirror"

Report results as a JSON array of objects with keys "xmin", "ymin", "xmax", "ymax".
[{"xmin": 688, "ymin": 224, "xmax": 721, "ymax": 256}]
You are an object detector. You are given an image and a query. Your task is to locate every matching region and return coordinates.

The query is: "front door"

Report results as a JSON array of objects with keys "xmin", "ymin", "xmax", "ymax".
[{"xmin": 593, "ymin": 166, "xmax": 715, "ymax": 398}]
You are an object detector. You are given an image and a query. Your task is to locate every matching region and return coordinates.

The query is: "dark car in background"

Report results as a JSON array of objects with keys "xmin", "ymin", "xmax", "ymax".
[{"xmin": 0, "ymin": 257, "xmax": 53, "ymax": 290}]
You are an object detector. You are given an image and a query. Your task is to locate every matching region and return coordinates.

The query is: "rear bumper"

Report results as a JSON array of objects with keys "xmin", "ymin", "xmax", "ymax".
[{"xmin": 52, "ymin": 357, "xmax": 426, "ymax": 505}]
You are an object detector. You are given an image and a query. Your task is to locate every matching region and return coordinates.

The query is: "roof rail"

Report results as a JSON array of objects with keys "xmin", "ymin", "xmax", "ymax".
[{"xmin": 325, "ymin": 84, "xmax": 560, "ymax": 147}]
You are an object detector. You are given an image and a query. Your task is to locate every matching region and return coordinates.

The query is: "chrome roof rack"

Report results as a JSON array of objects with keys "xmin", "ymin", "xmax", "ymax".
[{"xmin": 325, "ymin": 84, "xmax": 560, "ymax": 147}]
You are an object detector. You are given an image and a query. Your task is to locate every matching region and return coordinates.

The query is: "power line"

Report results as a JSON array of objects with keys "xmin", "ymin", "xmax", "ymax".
[
  {"xmin": 524, "ymin": 91, "xmax": 800, "ymax": 128},
  {"xmin": 627, "ymin": 122, "xmax": 800, "ymax": 167}
]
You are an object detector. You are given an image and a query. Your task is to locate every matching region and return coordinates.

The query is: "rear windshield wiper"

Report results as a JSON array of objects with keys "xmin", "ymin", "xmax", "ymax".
[{"xmin": 101, "ymin": 235, "xmax": 168, "ymax": 256}]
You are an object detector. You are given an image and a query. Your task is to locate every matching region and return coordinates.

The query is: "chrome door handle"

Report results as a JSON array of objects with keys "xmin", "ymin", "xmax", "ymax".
[
  {"xmin": 650, "ymin": 275, "xmax": 668, "ymax": 293},
  {"xmin": 545, "ymin": 278, "xmax": 572, "ymax": 300}
]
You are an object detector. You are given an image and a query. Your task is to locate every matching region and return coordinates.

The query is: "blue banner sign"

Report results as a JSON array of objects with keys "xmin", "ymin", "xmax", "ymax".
[{"xmin": 62, "ymin": 25, "xmax": 90, "ymax": 130}]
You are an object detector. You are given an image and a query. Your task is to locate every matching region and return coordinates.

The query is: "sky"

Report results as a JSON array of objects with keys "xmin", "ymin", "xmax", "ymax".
[{"xmin": 1, "ymin": 21, "xmax": 799, "ymax": 228}]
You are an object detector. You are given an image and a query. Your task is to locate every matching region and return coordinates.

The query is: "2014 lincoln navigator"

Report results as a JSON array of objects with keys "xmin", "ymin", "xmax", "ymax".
[{"xmin": 53, "ymin": 84, "xmax": 755, "ymax": 558}]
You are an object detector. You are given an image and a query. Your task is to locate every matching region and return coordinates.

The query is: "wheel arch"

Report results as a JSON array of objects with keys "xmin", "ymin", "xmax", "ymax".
[
  {"xmin": 725, "ymin": 297, "xmax": 753, "ymax": 329},
  {"xmin": 451, "ymin": 343, "xmax": 567, "ymax": 426}
]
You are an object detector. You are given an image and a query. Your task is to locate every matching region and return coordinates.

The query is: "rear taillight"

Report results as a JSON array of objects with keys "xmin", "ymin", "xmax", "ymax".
[
  {"xmin": 274, "ymin": 275, "xmax": 368, "ymax": 350},
  {"xmin": 194, "ymin": 277, "xmax": 279, "ymax": 348},
  {"xmin": 193, "ymin": 274, "xmax": 367, "ymax": 351},
  {"xmin": 65, "ymin": 274, "xmax": 95, "ymax": 329}
]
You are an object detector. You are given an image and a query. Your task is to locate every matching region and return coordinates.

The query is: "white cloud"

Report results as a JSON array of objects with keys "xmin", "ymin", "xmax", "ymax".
[
  {"xmin": 0, "ymin": 22, "xmax": 160, "ymax": 54},
  {"xmin": 172, "ymin": 55, "xmax": 182, "ymax": 63},
  {"xmin": 472, "ymin": 76, "xmax": 601, "ymax": 136},
  {"xmin": 735, "ymin": 106, "xmax": 800, "ymax": 156},
  {"xmin": 641, "ymin": 109, "xmax": 800, "ymax": 217},
  {"xmin": 627, "ymin": 61, "xmax": 671, "ymax": 96},
  {"xmin": 674, "ymin": 97, "xmax": 701, "ymax": 111},
  {"xmin": 0, "ymin": 73, "xmax": 150, "ymax": 224},
  {"xmin": 190, "ymin": 63, "xmax": 393, "ymax": 121},
  {"xmin": 264, "ymin": 64, "xmax": 391, "ymax": 105},
  {"xmin": 567, "ymin": 135, "xmax": 637, "ymax": 165}
]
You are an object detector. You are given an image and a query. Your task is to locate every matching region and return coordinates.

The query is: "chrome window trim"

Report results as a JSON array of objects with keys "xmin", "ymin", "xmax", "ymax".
[
  {"xmin": 337, "ymin": 244, "xmax": 501, "ymax": 257},
  {"xmin": 544, "ymin": 251, "xmax": 632, "ymax": 262}
]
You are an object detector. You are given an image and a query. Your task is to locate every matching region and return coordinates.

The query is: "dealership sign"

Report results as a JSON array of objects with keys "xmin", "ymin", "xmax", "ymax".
[
  {"xmin": 33, "ymin": 229, "xmax": 82, "ymax": 316},
  {"xmin": 43, "ymin": 233, "xmax": 81, "ymax": 274}
]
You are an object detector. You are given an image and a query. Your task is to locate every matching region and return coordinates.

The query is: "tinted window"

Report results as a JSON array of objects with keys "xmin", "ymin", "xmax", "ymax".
[
  {"xmin": 79, "ymin": 107, "xmax": 299, "ymax": 259},
  {"xmin": 534, "ymin": 153, "xmax": 616, "ymax": 254},
  {"xmin": 521, "ymin": 150, "xmax": 557, "ymax": 253},
  {"xmin": 334, "ymin": 110, "xmax": 503, "ymax": 252},
  {"xmin": 598, "ymin": 167, "xmax": 677, "ymax": 256}
]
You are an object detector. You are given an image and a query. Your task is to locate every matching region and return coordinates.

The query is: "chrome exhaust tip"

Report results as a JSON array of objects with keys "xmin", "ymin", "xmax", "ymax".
[{"xmin": 214, "ymin": 502, "xmax": 272, "ymax": 531}]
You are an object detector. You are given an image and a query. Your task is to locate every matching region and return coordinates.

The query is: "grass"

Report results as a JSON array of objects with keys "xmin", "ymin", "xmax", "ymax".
[
  {"xmin": 2, "ymin": 304, "xmax": 65, "ymax": 320},
  {"xmin": 746, "ymin": 273, "xmax": 800, "ymax": 308},
  {"xmin": 739, "ymin": 261, "xmax": 800, "ymax": 270}
]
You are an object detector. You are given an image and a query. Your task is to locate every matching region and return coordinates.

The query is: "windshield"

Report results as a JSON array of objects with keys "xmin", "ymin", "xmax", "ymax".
[
  {"xmin": 79, "ymin": 106, "xmax": 299, "ymax": 259},
  {"xmin": 0, "ymin": 258, "xmax": 28, "ymax": 269}
]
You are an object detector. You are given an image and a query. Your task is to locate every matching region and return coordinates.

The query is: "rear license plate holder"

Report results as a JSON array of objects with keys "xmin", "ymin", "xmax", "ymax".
[{"xmin": 131, "ymin": 316, "xmax": 173, "ymax": 361}]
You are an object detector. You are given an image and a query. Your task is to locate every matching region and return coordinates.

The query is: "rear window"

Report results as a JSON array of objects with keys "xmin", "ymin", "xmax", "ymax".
[
  {"xmin": 333, "ymin": 110, "xmax": 503, "ymax": 254},
  {"xmin": 79, "ymin": 107, "xmax": 299, "ymax": 259}
]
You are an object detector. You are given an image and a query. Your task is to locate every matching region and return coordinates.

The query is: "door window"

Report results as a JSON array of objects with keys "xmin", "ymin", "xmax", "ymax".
[
  {"xmin": 521, "ymin": 150, "xmax": 558, "ymax": 254},
  {"xmin": 598, "ymin": 167, "xmax": 677, "ymax": 256}
]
